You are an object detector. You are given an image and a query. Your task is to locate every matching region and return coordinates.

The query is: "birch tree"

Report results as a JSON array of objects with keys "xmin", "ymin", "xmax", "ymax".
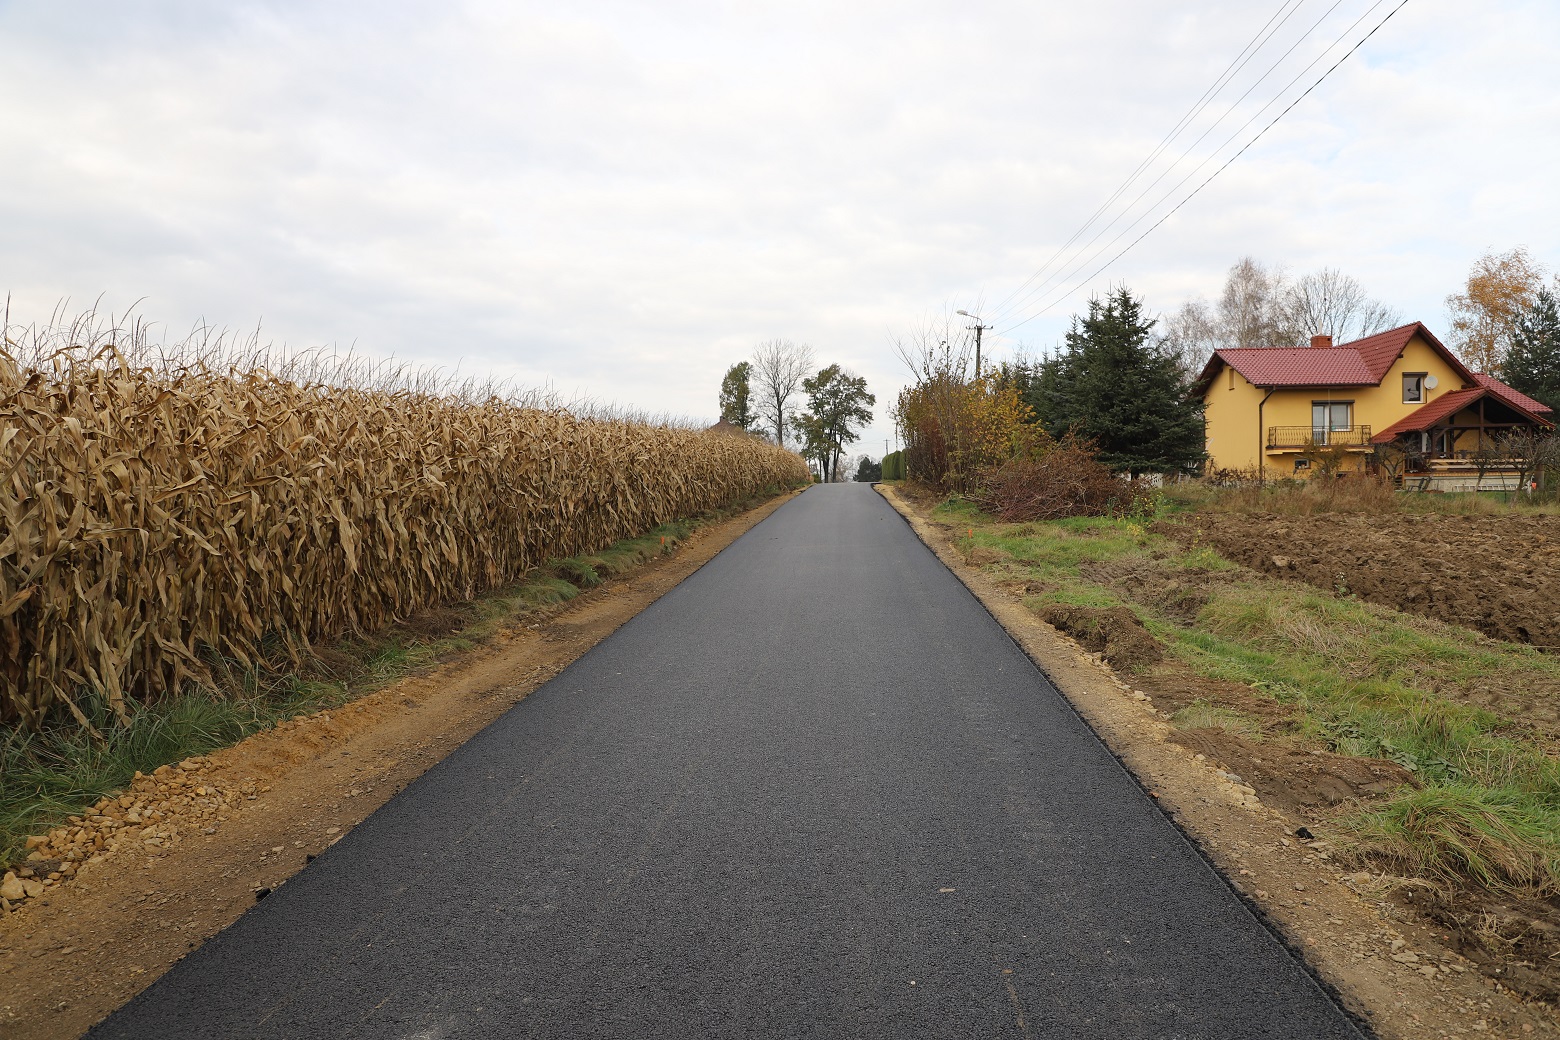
[{"xmin": 750, "ymin": 339, "xmax": 814, "ymax": 448}]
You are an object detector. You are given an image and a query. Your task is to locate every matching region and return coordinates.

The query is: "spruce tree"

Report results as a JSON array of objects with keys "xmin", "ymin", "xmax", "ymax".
[
  {"xmin": 1034, "ymin": 287, "xmax": 1206, "ymax": 475},
  {"xmin": 1504, "ymin": 286, "xmax": 1560, "ymax": 411},
  {"xmin": 994, "ymin": 357, "xmax": 1046, "ymax": 423}
]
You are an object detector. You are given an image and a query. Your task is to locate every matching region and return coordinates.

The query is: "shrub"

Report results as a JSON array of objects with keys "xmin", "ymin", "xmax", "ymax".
[
  {"xmin": 895, "ymin": 375, "xmax": 1033, "ymax": 493},
  {"xmin": 972, "ymin": 435, "xmax": 1152, "ymax": 521}
]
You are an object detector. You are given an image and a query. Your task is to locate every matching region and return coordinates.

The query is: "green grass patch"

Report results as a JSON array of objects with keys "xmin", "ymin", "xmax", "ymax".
[
  {"xmin": 930, "ymin": 489, "xmax": 1560, "ymax": 896},
  {"xmin": 0, "ymin": 680, "xmax": 362, "ymax": 868},
  {"xmin": 1345, "ymin": 785, "xmax": 1560, "ymax": 893},
  {"xmin": 1170, "ymin": 701, "xmax": 1263, "ymax": 740},
  {"xmin": 518, "ymin": 577, "xmax": 583, "ymax": 607}
]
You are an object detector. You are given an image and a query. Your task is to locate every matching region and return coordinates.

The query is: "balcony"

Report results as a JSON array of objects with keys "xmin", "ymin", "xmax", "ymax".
[{"xmin": 1266, "ymin": 425, "xmax": 1373, "ymax": 450}]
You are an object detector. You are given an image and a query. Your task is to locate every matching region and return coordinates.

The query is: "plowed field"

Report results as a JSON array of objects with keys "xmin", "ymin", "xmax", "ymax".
[{"xmin": 1162, "ymin": 512, "xmax": 1560, "ymax": 649}]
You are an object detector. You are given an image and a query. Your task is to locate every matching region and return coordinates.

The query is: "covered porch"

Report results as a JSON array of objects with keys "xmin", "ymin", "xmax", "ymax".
[{"xmin": 1371, "ymin": 387, "xmax": 1554, "ymax": 491}]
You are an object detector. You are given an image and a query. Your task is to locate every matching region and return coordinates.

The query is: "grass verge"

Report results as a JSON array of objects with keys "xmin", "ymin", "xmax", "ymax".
[
  {"xmin": 929, "ymin": 490, "xmax": 1560, "ymax": 896},
  {"xmin": 1163, "ymin": 477, "xmax": 1560, "ymax": 516},
  {"xmin": 0, "ymin": 488, "xmax": 793, "ymax": 868}
]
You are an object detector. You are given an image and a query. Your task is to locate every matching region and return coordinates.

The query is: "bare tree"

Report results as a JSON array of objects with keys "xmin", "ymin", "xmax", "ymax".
[
  {"xmin": 891, "ymin": 311, "xmax": 975, "ymax": 383},
  {"xmin": 1494, "ymin": 428, "xmax": 1550, "ymax": 501},
  {"xmin": 1167, "ymin": 258, "xmax": 1400, "ymax": 358},
  {"xmin": 1157, "ymin": 297, "xmax": 1222, "ymax": 379},
  {"xmin": 750, "ymin": 339, "xmax": 814, "ymax": 448},
  {"xmin": 1471, "ymin": 438, "xmax": 1502, "ymax": 491},
  {"xmin": 1218, "ymin": 257, "xmax": 1294, "ymax": 348},
  {"xmin": 1369, "ymin": 439, "xmax": 1419, "ymax": 486},
  {"xmin": 1283, "ymin": 267, "xmax": 1401, "ymax": 344},
  {"xmin": 1534, "ymin": 434, "xmax": 1560, "ymax": 497}
]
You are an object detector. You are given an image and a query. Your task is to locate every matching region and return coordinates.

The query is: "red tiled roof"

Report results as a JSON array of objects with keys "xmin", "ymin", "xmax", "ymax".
[
  {"xmin": 1343, "ymin": 324, "xmax": 1454, "ymax": 383},
  {"xmin": 1371, "ymin": 389, "xmax": 1485, "ymax": 442},
  {"xmin": 1198, "ymin": 322, "xmax": 1478, "ymax": 390},
  {"xmin": 1212, "ymin": 347, "xmax": 1376, "ymax": 386},
  {"xmin": 1474, "ymin": 373, "xmax": 1554, "ymax": 415},
  {"xmin": 1371, "ymin": 386, "xmax": 1555, "ymax": 443}
]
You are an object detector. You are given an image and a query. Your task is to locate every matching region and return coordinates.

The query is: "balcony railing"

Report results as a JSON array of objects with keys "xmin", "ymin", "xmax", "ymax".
[{"xmin": 1266, "ymin": 425, "xmax": 1373, "ymax": 449}]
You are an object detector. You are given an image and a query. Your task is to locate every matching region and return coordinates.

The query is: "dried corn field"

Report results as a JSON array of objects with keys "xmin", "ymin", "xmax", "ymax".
[{"xmin": 0, "ymin": 324, "xmax": 807, "ymax": 730}]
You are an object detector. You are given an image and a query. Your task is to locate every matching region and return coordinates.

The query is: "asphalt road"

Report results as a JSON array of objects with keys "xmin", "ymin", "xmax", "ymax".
[{"xmin": 91, "ymin": 483, "xmax": 1365, "ymax": 1039}]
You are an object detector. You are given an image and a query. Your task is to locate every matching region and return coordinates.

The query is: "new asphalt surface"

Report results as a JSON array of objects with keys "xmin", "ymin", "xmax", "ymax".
[{"xmin": 91, "ymin": 483, "xmax": 1365, "ymax": 1039}]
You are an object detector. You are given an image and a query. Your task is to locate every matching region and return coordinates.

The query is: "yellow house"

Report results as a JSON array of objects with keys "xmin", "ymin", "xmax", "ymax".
[{"xmin": 1196, "ymin": 323, "xmax": 1554, "ymax": 488}]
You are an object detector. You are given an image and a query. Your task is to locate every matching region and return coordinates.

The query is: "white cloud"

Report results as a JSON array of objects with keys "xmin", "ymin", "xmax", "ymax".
[{"xmin": 1, "ymin": 0, "xmax": 1556, "ymax": 456}]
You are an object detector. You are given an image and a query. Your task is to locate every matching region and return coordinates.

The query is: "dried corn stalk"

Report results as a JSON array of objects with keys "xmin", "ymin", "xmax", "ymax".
[{"xmin": 0, "ymin": 340, "xmax": 807, "ymax": 729}]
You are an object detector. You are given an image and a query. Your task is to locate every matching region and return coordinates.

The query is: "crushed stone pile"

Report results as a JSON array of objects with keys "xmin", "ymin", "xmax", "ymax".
[{"xmin": 3, "ymin": 756, "xmax": 270, "ymax": 915}]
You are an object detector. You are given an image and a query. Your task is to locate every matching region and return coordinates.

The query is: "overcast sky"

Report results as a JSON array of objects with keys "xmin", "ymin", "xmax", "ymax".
[{"xmin": 2, "ymin": 0, "xmax": 1556, "ymax": 459}]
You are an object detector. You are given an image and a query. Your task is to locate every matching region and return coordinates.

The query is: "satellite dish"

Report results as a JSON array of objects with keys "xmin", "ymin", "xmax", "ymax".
[{"xmin": 1425, "ymin": 375, "xmax": 1439, "ymax": 389}]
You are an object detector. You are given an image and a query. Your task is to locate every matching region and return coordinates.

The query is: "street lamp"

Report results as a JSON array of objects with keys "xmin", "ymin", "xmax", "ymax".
[{"xmin": 956, "ymin": 310, "xmax": 992, "ymax": 378}]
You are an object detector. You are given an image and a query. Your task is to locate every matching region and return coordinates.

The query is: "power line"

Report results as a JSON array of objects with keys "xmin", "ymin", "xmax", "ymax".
[
  {"xmin": 986, "ymin": 0, "xmax": 1311, "ymax": 325},
  {"xmin": 989, "ymin": 0, "xmax": 1359, "ymax": 329},
  {"xmin": 994, "ymin": 0, "xmax": 1386, "ymax": 331},
  {"xmin": 997, "ymin": 0, "xmax": 1412, "ymax": 337}
]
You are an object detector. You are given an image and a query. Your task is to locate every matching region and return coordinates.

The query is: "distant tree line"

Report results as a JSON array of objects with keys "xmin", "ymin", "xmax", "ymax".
[
  {"xmin": 1153, "ymin": 248, "xmax": 1560, "ymax": 413},
  {"xmin": 1156, "ymin": 256, "xmax": 1401, "ymax": 379},
  {"xmin": 892, "ymin": 287, "xmax": 1205, "ymax": 491},
  {"xmin": 717, "ymin": 340, "xmax": 875, "ymax": 482}
]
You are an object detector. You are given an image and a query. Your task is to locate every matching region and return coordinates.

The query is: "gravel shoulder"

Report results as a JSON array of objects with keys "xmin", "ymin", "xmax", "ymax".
[
  {"xmin": 0, "ymin": 491, "xmax": 799, "ymax": 1039},
  {"xmin": 877, "ymin": 484, "xmax": 1557, "ymax": 1040}
]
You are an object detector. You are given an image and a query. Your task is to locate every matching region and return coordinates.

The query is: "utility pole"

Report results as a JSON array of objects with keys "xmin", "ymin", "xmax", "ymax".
[{"xmin": 956, "ymin": 310, "xmax": 992, "ymax": 378}]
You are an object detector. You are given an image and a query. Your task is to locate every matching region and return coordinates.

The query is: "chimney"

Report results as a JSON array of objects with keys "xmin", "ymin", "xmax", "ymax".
[{"xmin": 1311, "ymin": 334, "xmax": 1334, "ymax": 349}]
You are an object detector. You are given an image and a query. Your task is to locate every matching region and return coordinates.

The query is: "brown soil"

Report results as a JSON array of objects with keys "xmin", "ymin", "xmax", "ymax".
[
  {"xmin": 1037, "ymin": 604, "xmax": 1162, "ymax": 670},
  {"xmin": 1106, "ymin": 663, "xmax": 1421, "ymax": 816},
  {"xmin": 880, "ymin": 483, "xmax": 1560, "ymax": 1039},
  {"xmin": 1081, "ymin": 556, "xmax": 1238, "ymax": 622},
  {"xmin": 0, "ymin": 490, "xmax": 799, "ymax": 1039},
  {"xmin": 1160, "ymin": 512, "xmax": 1560, "ymax": 650},
  {"xmin": 1420, "ymin": 891, "xmax": 1560, "ymax": 1004},
  {"xmin": 1094, "ymin": 530, "xmax": 1560, "ymax": 1009},
  {"xmin": 1168, "ymin": 727, "xmax": 1418, "ymax": 817},
  {"xmin": 1078, "ymin": 548, "xmax": 1560, "ymax": 755}
]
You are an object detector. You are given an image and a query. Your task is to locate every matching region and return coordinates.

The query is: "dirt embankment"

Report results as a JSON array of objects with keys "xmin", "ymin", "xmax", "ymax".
[
  {"xmin": 1161, "ymin": 512, "xmax": 1560, "ymax": 650},
  {"xmin": 1040, "ymin": 603, "xmax": 1421, "ymax": 818}
]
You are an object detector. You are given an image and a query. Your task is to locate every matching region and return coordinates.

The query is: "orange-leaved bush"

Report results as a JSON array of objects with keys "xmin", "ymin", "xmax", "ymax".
[{"xmin": 895, "ymin": 375, "xmax": 1032, "ymax": 493}]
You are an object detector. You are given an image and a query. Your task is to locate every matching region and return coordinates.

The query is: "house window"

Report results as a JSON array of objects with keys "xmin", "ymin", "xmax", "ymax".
[
  {"xmin": 1403, "ymin": 373, "xmax": 1426, "ymax": 403},
  {"xmin": 1311, "ymin": 402, "xmax": 1352, "ymax": 444}
]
